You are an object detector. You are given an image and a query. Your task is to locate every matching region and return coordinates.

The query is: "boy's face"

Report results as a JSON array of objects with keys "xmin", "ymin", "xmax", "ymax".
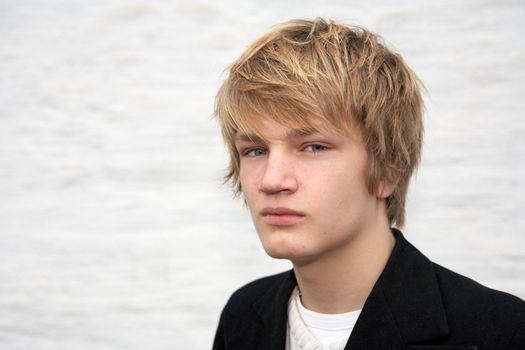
[{"xmin": 234, "ymin": 118, "xmax": 387, "ymax": 265}]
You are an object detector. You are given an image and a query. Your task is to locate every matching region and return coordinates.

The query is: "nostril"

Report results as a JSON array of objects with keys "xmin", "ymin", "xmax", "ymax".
[{"xmin": 259, "ymin": 168, "xmax": 297, "ymax": 195}]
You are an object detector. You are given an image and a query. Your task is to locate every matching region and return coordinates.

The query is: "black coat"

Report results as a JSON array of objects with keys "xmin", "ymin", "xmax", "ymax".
[{"xmin": 212, "ymin": 229, "xmax": 525, "ymax": 349}]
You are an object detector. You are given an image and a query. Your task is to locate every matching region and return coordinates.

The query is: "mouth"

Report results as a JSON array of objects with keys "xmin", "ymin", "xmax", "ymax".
[{"xmin": 261, "ymin": 207, "xmax": 305, "ymax": 226}]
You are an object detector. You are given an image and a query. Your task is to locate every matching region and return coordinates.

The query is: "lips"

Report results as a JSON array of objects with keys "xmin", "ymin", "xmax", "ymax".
[{"xmin": 261, "ymin": 207, "xmax": 305, "ymax": 226}]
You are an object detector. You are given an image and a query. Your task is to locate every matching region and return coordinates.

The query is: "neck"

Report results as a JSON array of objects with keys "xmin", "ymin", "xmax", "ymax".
[{"xmin": 292, "ymin": 219, "xmax": 395, "ymax": 314}]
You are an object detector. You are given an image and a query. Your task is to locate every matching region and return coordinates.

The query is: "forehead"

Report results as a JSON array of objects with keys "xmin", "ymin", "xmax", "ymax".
[
  {"xmin": 233, "ymin": 115, "xmax": 350, "ymax": 144},
  {"xmin": 235, "ymin": 125, "xmax": 320, "ymax": 142},
  {"xmin": 235, "ymin": 118, "xmax": 337, "ymax": 142},
  {"xmin": 233, "ymin": 120, "xmax": 362, "ymax": 147}
]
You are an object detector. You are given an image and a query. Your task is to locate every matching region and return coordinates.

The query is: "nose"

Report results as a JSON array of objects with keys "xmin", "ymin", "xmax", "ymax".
[{"xmin": 259, "ymin": 151, "xmax": 298, "ymax": 195}]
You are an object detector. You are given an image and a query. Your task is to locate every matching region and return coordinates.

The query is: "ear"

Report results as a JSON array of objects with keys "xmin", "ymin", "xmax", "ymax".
[{"xmin": 376, "ymin": 180, "xmax": 395, "ymax": 199}]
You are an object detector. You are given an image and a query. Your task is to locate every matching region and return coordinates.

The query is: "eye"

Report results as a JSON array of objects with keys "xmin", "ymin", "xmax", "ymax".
[
  {"xmin": 246, "ymin": 148, "xmax": 267, "ymax": 157},
  {"xmin": 304, "ymin": 144, "xmax": 327, "ymax": 153}
]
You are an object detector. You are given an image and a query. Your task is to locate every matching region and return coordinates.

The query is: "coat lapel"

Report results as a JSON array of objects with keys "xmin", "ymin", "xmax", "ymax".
[
  {"xmin": 253, "ymin": 270, "xmax": 296, "ymax": 350},
  {"xmin": 346, "ymin": 229, "xmax": 450, "ymax": 349}
]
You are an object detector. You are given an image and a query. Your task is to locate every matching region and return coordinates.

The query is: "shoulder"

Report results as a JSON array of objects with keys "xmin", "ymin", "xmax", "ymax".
[
  {"xmin": 392, "ymin": 230, "xmax": 525, "ymax": 347},
  {"xmin": 432, "ymin": 262, "xmax": 525, "ymax": 347},
  {"xmin": 394, "ymin": 229, "xmax": 525, "ymax": 324},
  {"xmin": 222, "ymin": 270, "xmax": 293, "ymax": 318},
  {"xmin": 432, "ymin": 262, "xmax": 525, "ymax": 314}
]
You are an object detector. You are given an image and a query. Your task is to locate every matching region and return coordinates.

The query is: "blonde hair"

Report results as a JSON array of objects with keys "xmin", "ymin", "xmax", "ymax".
[{"xmin": 215, "ymin": 18, "xmax": 424, "ymax": 227}]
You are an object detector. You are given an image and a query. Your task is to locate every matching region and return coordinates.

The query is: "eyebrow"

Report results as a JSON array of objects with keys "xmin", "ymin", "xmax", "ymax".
[
  {"xmin": 234, "ymin": 127, "xmax": 320, "ymax": 143},
  {"xmin": 234, "ymin": 133, "xmax": 264, "ymax": 143},
  {"xmin": 287, "ymin": 128, "xmax": 320, "ymax": 138}
]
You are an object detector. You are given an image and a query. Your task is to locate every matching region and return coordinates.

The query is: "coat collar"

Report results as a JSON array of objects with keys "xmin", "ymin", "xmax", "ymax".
[
  {"xmin": 252, "ymin": 229, "xmax": 449, "ymax": 349},
  {"xmin": 253, "ymin": 268, "xmax": 296, "ymax": 349},
  {"xmin": 348, "ymin": 228, "xmax": 449, "ymax": 348}
]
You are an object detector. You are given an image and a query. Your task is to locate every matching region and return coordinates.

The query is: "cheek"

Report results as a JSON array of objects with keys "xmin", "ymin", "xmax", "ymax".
[
  {"xmin": 306, "ymin": 163, "xmax": 369, "ymax": 214},
  {"xmin": 239, "ymin": 167, "xmax": 260, "ymax": 207}
]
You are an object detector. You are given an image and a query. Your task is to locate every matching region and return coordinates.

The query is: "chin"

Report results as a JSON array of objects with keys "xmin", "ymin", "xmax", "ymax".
[
  {"xmin": 261, "ymin": 239, "xmax": 293, "ymax": 259},
  {"xmin": 264, "ymin": 250, "xmax": 291, "ymax": 260},
  {"xmin": 256, "ymin": 222, "xmax": 315, "ymax": 258},
  {"xmin": 259, "ymin": 234, "xmax": 313, "ymax": 261},
  {"xmin": 264, "ymin": 246, "xmax": 319, "ymax": 266}
]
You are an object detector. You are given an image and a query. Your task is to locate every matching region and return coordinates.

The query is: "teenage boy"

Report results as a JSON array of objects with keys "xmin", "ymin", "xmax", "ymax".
[{"xmin": 212, "ymin": 18, "xmax": 525, "ymax": 350}]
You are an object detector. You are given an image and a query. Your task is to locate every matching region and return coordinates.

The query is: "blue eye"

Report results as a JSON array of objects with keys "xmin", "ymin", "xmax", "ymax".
[
  {"xmin": 304, "ymin": 144, "xmax": 327, "ymax": 152},
  {"xmin": 246, "ymin": 148, "xmax": 267, "ymax": 156}
]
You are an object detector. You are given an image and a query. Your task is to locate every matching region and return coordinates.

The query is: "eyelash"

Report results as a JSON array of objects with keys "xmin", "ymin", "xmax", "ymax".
[
  {"xmin": 242, "ymin": 144, "xmax": 328, "ymax": 157},
  {"xmin": 304, "ymin": 144, "xmax": 328, "ymax": 153},
  {"xmin": 245, "ymin": 148, "xmax": 267, "ymax": 157}
]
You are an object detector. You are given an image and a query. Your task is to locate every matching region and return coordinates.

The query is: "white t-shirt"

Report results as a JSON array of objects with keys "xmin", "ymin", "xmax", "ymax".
[{"xmin": 286, "ymin": 287, "xmax": 361, "ymax": 350}]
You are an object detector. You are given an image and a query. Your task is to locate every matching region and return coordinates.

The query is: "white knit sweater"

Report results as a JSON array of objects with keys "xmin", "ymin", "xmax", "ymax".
[{"xmin": 286, "ymin": 288, "xmax": 359, "ymax": 350}]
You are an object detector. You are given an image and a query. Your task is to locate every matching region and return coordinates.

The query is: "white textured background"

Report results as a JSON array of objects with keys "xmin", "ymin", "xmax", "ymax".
[{"xmin": 1, "ymin": 0, "xmax": 524, "ymax": 349}]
